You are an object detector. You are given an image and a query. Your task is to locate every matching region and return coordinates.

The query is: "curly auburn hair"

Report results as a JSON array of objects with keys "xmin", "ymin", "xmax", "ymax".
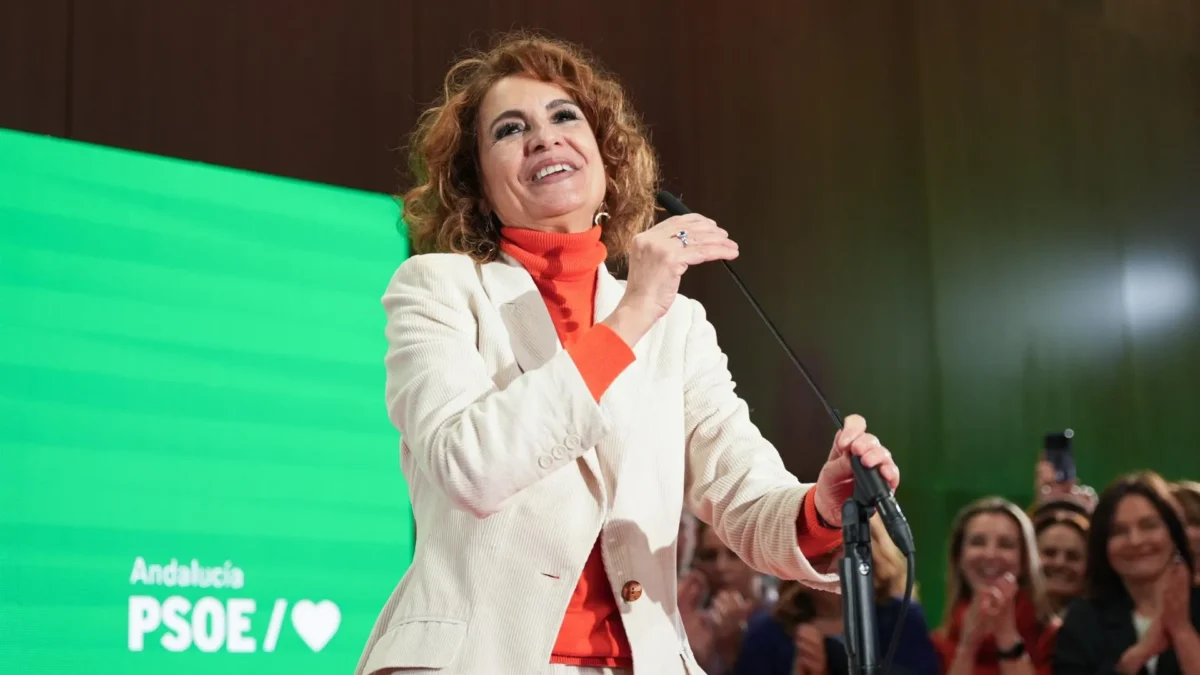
[{"xmin": 401, "ymin": 32, "xmax": 659, "ymax": 263}]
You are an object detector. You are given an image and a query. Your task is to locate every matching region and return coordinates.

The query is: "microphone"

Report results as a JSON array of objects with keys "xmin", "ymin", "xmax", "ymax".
[
  {"xmin": 656, "ymin": 190, "xmax": 915, "ymax": 675},
  {"xmin": 654, "ymin": 190, "xmax": 914, "ymax": 556}
]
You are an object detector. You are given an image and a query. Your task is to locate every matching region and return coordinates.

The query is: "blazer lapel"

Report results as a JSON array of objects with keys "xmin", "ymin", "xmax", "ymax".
[
  {"xmin": 1096, "ymin": 597, "xmax": 1143, "ymax": 673},
  {"xmin": 482, "ymin": 254, "xmax": 560, "ymax": 373},
  {"xmin": 594, "ymin": 264, "xmax": 654, "ymax": 366},
  {"xmin": 480, "ymin": 257, "xmax": 634, "ymax": 507},
  {"xmin": 591, "ymin": 262, "xmax": 648, "ymax": 431},
  {"xmin": 583, "ymin": 264, "xmax": 630, "ymax": 504}
]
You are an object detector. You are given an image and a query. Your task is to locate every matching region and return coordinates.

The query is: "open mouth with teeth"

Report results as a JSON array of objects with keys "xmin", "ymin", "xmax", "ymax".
[{"xmin": 532, "ymin": 163, "xmax": 576, "ymax": 182}]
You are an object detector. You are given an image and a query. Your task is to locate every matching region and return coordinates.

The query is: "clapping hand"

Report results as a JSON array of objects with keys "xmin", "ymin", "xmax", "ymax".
[
  {"xmin": 678, "ymin": 570, "xmax": 714, "ymax": 663},
  {"xmin": 793, "ymin": 623, "xmax": 828, "ymax": 675},
  {"xmin": 1116, "ymin": 568, "xmax": 1174, "ymax": 675},
  {"xmin": 1161, "ymin": 559, "xmax": 1193, "ymax": 638},
  {"xmin": 709, "ymin": 589, "xmax": 754, "ymax": 651},
  {"xmin": 962, "ymin": 573, "xmax": 1019, "ymax": 647}
]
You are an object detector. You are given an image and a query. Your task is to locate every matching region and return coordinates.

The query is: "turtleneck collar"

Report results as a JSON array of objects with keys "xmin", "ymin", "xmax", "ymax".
[{"xmin": 498, "ymin": 225, "xmax": 607, "ymax": 282}]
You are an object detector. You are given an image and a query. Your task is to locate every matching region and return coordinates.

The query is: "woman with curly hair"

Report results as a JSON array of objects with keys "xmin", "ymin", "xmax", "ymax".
[{"xmin": 354, "ymin": 32, "xmax": 902, "ymax": 675}]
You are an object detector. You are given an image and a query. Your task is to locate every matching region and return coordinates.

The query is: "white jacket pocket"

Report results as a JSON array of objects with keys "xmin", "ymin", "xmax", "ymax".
[{"xmin": 362, "ymin": 617, "xmax": 467, "ymax": 673}]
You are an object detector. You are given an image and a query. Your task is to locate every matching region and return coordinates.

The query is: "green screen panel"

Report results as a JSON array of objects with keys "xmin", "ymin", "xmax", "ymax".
[{"xmin": 0, "ymin": 128, "xmax": 412, "ymax": 673}]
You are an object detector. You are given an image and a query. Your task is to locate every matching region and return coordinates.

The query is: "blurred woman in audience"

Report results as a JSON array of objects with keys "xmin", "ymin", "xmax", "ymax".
[
  {"xmin": 1171, "ymin": 481, "xmax": 1200, "ymax": 586},
  {"xmin": 933, "ymin": 497, "xmax": 1059, "ymax": 675},
  {"xmin": 1054, "ymin": 472, "xmax": 1200, "ymax": 675},
  {"xmin": 735, "ymin": 579, "xmax": 843, "ymax": 675},
  {"xmin": 1034, "ymin": 511, "xmax": 1089, "ymax": 616},
  {"xmin": 679, "ymin": 520, "xmax": 776, "ymax": 675},
  {"xmin": 736, "ymin": 515, "xmax": 939, "ymax": 675}
]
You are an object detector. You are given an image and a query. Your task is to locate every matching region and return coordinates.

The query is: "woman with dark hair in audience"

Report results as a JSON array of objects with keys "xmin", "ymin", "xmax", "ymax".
[
  {"xmin": 933, "ymin": 497, "xmax": 1059, "ymax": 675},
  {"xmin": 736, "ymin": 515, "xmax": 939, "ymax": 675},
  {"xmin": 1035, "ymin": 511, "xmax": 1089, "ymax": 616},
  {"xmin": 1054, "ymin": 472, "xmax": 1200, "ymax": 675},
  {"xmin": 1171, "ymin": 481, "xmax": 1200, "ymax": 587}
]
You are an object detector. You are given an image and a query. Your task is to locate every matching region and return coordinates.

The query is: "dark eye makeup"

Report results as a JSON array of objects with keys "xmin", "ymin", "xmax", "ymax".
[{"xmin": 491, "ymin": 106, "xmax": 582, "ymax": 141}]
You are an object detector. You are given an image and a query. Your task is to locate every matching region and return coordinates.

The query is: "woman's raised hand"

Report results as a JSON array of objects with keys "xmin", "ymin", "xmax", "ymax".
[{"xmin": 603, "ymin": 215, "xmax": 738, "ymax": 346}]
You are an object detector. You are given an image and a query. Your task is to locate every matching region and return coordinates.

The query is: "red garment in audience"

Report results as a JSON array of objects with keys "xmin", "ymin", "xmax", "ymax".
[{"xmin": 932, "ymin": 591, "xmax": 1059, "ymax": 675}]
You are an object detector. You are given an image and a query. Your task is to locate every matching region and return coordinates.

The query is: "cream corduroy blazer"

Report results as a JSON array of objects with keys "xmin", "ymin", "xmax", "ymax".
[{"xmin": 354, "ymin": 251, "xmax": 839, "ymax": 675}]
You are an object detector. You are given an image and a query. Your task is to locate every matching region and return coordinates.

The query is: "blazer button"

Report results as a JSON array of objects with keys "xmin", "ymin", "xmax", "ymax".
[
  {"xmin": 551, "ymin": 444, "xmax": 567, "ymax": 460},
  {"xmin": 537, "ymin": 455, "xmax": 553, "ymax": 469},
  {"xmin": 621, "ymin": 580, "xmax": 643, "ymax": 602},
  {"xmin": 565, "ymin": 435, "xmax": 581, "ymax": 450}
]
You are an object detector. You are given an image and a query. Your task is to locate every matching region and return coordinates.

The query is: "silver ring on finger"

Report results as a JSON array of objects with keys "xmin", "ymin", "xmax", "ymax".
[{"xmin": 673, "ymin": 229, "xmax": 689, "ymax": 247}]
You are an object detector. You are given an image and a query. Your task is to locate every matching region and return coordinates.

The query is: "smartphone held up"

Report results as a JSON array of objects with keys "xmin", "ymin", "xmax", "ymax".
[{"xmin": 1043, "ymin": 429, "xmax": 1076, "ymax": 484}]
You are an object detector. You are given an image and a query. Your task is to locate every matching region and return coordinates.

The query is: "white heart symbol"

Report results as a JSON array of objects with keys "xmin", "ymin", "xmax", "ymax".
[{"xmin": 290, "ymin": 600, "xmax": 341, "ymax": 652}]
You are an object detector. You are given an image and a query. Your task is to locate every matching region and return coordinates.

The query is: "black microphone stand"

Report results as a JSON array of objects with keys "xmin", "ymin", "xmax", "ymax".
[
  {"xmin": 654, "ymin": 190, "xmax": 915, "ymax": 675},
  {"xmin": 840, "ymin": 489, "xmax": 879, "ymax": 675}
]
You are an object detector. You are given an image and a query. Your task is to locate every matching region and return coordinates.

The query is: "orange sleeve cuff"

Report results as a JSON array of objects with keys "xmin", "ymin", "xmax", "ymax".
[
  {"xmin": 566, "ymin": 324, "xmax": 636, "ymax": 402},
  {"xmin": 797, "ymin": 488, "xmax": 843, "ymax": 559}
]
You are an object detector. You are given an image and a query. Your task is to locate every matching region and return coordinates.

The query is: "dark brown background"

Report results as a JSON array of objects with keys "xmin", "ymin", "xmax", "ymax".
[{"xmin": 4, "ymin": 0, "xmax": 1198, "ymax": 614}]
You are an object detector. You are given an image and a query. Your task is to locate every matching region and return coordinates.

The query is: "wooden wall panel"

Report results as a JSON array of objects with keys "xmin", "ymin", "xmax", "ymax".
[
  {"xmin": 69, "ymin": 0, "xmax": 416, "ymax": 193},
  {"xmin": 671, "ymin": 1, "xmax": 938, "ymax": 482},
  {"xmin": 916, "ymin": 0, "xmax": 1200, "ymax": 616},
  {"xmin": 1103, "ymin": 0, "xmax": 1200, "ymax": 55},
  {"xmin": 0, "ymin": 1, "xmax": 69, "ymax": 136}
]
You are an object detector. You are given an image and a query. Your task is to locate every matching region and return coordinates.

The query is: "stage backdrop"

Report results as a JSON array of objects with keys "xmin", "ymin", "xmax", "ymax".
[{"xmin": 0, "ymin": 128, "xmax": 413, "ymax": 673}]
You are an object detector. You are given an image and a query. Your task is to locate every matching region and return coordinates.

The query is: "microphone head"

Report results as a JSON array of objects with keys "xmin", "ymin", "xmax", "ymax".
[
  {"xmin": 656, "ymin": 190, "xmax": 691, "ymax": 216},
  {"xmin": 850, "ymin": 453, "xmax": 891, "ymax": 503}
]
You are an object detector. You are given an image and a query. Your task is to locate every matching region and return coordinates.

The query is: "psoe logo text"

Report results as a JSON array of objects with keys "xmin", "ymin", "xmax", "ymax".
[{"xmin": 128, "ymin": 596, "xmax": 340, "ymax": 653}]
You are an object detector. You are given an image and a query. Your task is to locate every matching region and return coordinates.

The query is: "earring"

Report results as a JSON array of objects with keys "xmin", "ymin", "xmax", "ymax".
[{"xmin": 593, "ymin": 208, "xmax": 610, "ymax": 226}]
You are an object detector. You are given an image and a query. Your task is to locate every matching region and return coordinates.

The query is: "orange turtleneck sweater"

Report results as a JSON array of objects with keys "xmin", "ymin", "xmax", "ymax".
[{"xmin": 498, "ymin": 225, "xmax": 842, "ymax": 668}]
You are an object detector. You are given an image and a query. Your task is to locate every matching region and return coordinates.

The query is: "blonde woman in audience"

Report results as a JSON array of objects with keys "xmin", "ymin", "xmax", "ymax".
[
  {"xmin": 736, "ymin": 515, "xmax": 939, "ymax": 675},
  {"xmin": 1171, "ymin": 481, "xmax": 1200, "ymax": 586},
  {"xmin": 1034, "ymin": 511, "xmax": 1089, "ymax": 616},
  {"xmin": 933, "ymin": 497, "xmax": 1059, "ymax": 675},
  {"xmin": 1054, "ymin": 472, "xmax": 1200, "ymax": 675}
]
